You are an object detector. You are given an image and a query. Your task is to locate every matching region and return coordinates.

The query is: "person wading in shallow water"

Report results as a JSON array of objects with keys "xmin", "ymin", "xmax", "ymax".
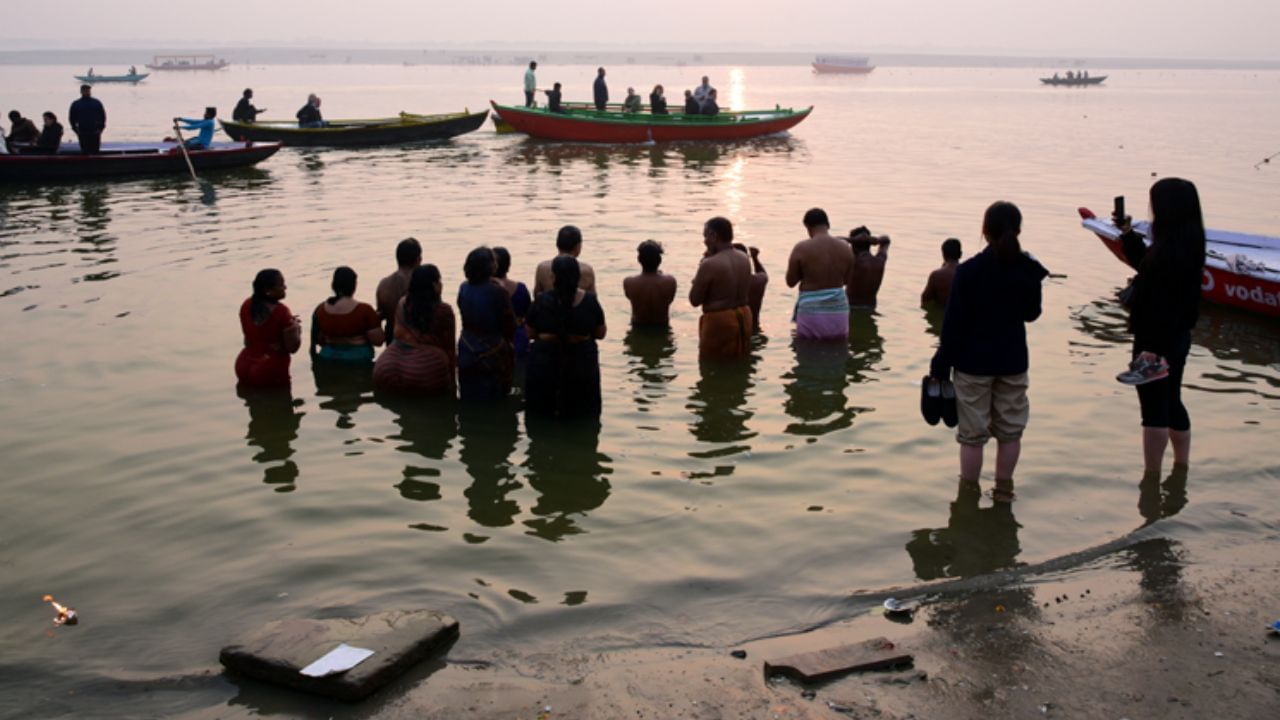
[
  {"xmin": 534, "ymin": 225, "xmax": 596, "ymax": 296},
  {"xmin": 623, "ymin": 240, "xmax": 678, "ymax": 327},
  {"xmin": 929, "ymin": 201, "xmax": 1048, "ymax": 503},
  {"xmin": 786, "ymin": 207, "xmax": 854, "ymax": 341},
  {"xmin": 376, "ymin": 237, "xmax": 422, "ymax": 339},
  {"xmin": 690, "ymin": 216, "xmax": 753, "ymax": 359},
  {"xmin": 236, "ymin": 269, "xmax": 302, "ymax": 388},
  {"xmin": 921, "ymin": 238, "xmax": 963, "ymax": 306}
]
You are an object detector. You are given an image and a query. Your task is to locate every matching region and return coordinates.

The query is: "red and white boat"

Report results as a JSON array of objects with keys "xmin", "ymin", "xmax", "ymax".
[
  {"xmin": 1079, "ymin": 208, "xmax": 1280, "ymax": 318},
  {"xmin": 812, "ymin": 56, "xmax": 875, "ymax": 74}
]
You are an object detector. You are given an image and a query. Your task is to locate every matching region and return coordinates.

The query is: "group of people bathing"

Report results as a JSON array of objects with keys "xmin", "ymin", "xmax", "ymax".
[
  {"xmin": 524, "ymin": 63, "xmax": 723, "ymax": 117},
  {"xmin": 237, "ymin": 179, "xmax": 1205, "ymax": 498}
]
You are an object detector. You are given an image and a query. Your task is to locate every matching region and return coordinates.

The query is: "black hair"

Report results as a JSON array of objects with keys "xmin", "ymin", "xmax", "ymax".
[
  {"xmin": 80, "ymin": 84, "xmax": 91, "ymax": 93},
  {"xmin": 7, "ymin": 110, "xmax": 18, "ymax": 122},
  {"xmin": 637, "ymin": 240, "xmax": 663, "ymax": 272},
  {"xmin": 552, "ymin": 255, "xmax": 580, "ymax": 313},
  {"xmin": 530, "ymin": 61, "xmax": 537, "ymax": 69},
  {"xmin": 42, "ymin": 111, "xmax": 55, "ymax": 122},
  {"xmin": 464, "ymin": 246, "xmax": 495, "ymax": 284},
  {"xmin": 250, "ymin": 269, "xmax": 283, "ymax": 324},
  {"xmin": 1146, "ymin": 177, "xmax": 1206, "ymax": 284},
  {"xmin": 493, "ymin": 246, "xmax": 512, "ymax": 278},
  {"xmin": 327, "ymin": 266, "xmax": 356, "ymax": 305},
  {"xmin": 704, "ymin": 216, "xmax": 734, "ymax": 243},
  {"xmin": 942, "ymin": 238, "xmax": 962, "ymax": 261},
  {"xmin": 802, "ymin": 208, "xmax": 829, "ymax": 230},
  {"xmin": 556, "ymin": 225, "xmax": 582, "ymax": 253},
  {"xmin": 243, "ymin": 88, "xmax": 253, "ymax": 97},
  {"xmin": 395, "ymin": 237, "xmax": 422, "ymax": 268},
  {"xmin": 204, "ymin": 106, "xmax": 217, "ymax": 118},
  {"xmin": 404, "ymin": 264, "xmax": 441, "ymax": 334},
  {"xmin": 983, "ymin": 201, "xmax": 1023, "ymax": 262}
]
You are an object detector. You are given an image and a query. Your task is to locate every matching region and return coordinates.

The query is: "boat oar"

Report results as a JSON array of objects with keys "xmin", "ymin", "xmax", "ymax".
[{"xmin": 171, "ymin": 119, "xmax": 199, "ymax": 182}]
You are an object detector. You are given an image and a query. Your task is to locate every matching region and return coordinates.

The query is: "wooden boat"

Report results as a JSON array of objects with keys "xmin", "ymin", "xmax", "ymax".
[
  {"xmin": 812, "ymin": 56, "xmax": 876, "ymax": 74},
  {"xmin": 1079, "ymin": 208, "xmax": 1280, "ymax": 318},
  {"xmin": 74, "ymin": 72, "xmax": 149, "ymax": 84},
  {"xmin": 0, "ymin": 141, "xmax": 281, "ymax": 182},
  {"xmin": 489, "ymin": 102, "xmax": 812, "ymax": 143},
  {"xmin": 220, "ymin": 110, "xmax": 489, "ymax": 147},
  {"xmin": 145, "ymin": 55, "xmax": 229, "ymax": 71},
  {"xmin": 1041, "ymin": 75, "xmax": 1107, "ymax": 86}
]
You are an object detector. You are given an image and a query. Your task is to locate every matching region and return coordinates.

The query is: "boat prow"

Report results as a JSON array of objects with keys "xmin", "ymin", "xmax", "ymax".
[
  {"xmin": 489, "ymin": 101, "xmax": 812, "ymax": 143},
  {"xmin": 1078, "ymin": 207, "xmax": 1280, "ymax": 318}
]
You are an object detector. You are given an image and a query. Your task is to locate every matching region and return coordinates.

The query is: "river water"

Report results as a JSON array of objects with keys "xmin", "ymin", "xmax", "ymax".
[{"xmin": 1, "ymin": 64, "xmax": 1278, "ymax": 717}]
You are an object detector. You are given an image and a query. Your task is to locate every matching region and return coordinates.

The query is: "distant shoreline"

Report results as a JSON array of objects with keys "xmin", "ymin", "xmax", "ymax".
[{"xmin": 2, "ymin": 48, "xmax": 1279, "ymax": 70}]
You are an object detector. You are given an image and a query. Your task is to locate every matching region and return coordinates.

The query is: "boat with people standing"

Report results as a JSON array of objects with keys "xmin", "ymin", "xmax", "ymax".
[
  {"xmin": 220, "ymin": 110, "xmax": 489, "ymax": 147},
  {"xmin": 0, "ymin": 141, "xmax": 282, "ymax": 182},
  {"xmin": 489, "ymin": 101, "xmax": 812, "ymax": 143},
  {"xmin": 1041, "ymin": 72, "xmax": 1107, "ymax": 86},
  {"xmin": 1079, "ymin": 207, "xmax": 1280, "ymax": 318}
]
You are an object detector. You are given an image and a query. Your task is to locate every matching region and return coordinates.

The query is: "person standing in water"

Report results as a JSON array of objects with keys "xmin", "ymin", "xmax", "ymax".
[
  {"xmin": 786, "ymin": 208, "xmax": 854, "ymax": 341},
  {"xmin": 921, "ymin": 238, "xmax": 963, "ymax": 306},
  {"xmin": 690, "ymin": 217, "xmax": 753, "ymax": 359},
  {"xmin": 623, "ymin": 240, "xmax": 678, "ymax": 327},
  {"xmin": 236, "ymin": 269, "xmax": 302, "ymax": 388}
]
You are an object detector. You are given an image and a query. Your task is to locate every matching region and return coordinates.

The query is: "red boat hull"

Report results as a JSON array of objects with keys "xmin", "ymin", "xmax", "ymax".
[
  {"xmin": 490, "ymin": 102, "xmax": 812, "ymax": 143},
  {"xmin": 1079, "ymin": 208, "xmax": 1280, "ymax": 318}
]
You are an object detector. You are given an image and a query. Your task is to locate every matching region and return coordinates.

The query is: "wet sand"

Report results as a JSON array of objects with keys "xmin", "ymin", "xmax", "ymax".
[{"xmin": 353, "ymin": 517, "xmax": 1280, "ymax": 720}]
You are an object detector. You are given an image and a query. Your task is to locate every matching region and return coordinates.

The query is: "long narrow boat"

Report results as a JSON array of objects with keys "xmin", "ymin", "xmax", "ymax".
[
  {"xmin": 219, "ymin": 110, "xmax": 489, "ymax": 147},
  {"xmin": 145, "ymin": 55, "xmax": 229, "ymax": 71},
  {"xmin": 812, "ymin": 56, "xmax": 876, "ymax": 74},
  {"xmin": 74, "ymin": 72, "xmax": 150, "ymax": 84},
  {"xmin": 490, "ymin": 101, "xmax": 812, "ymax": 143},
  {"xmin": 1041, "ymin": 75, "xmax": 1107, "ymax": 86},
  {"xmin": 1079, "ymin": 207, "xmax": 1280, "ymax": 318},
  {"xmin": 0, "ymin": 141, "xmax": 282, "ymax": 182}
]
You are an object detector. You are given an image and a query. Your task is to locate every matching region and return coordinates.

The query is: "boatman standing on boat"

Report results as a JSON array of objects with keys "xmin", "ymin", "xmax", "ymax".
[
  {"xmin": 296, "ymin": 94, "xmax": 323, "ymax": 128},
  {"xmin": 693, "ymin": 76, "xmax": 714, "ymax": 110},
  {"xmin": 690, "ymin": 217, "xmax": 753, "ymax": 359},
  {"xmin": 233, "ymin": 89, "xmax": 265, "ymax": 123},
  {"xmin": 593, "ymin": 67, "xmax": 609, "ymax": 111},
  {"xmin": 786, "ymin": 208, "xmax": 854, "ymax": 341},
  {"xmin": 68, "ymin": 84, "xmax": 106, "ymax": 154},
  {"xmin": 524, "ymin": 61, "xmax": 538, "ymax": 108},
  {"xmin": 175, "ymin": 107, "xmax": 217, "ymax": 150}
]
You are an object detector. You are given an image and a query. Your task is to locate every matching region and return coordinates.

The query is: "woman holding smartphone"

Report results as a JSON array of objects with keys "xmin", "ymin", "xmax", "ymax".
[{"xmin": 1115, "ymin": 178, "xmax": 1206, "ymax": 474}]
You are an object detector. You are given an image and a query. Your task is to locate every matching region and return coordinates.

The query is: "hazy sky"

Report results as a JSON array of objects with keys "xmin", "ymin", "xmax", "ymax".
[{"xmin": 6, "ymin": 0, "xmax": 1279, "ymax": 60}]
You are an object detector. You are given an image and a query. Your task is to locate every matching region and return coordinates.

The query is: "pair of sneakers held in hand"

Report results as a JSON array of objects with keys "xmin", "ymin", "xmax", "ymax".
[
  {"xmin": 1117, "ymin": 352, "xmax": 1169, "ymax": 385},
  {"xmin": 920, "ymin": 377, "xmax": 958, "ymax": 428}
]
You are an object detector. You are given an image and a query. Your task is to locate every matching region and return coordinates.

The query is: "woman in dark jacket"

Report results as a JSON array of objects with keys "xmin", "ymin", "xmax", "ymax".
[
  {"xmin": 1117, "ymin": 177, "xmax": 1205, "ymax": 474},
  {"xmin": 930, "ymin": 201, "xmax": 1048, "ymax": 502}
]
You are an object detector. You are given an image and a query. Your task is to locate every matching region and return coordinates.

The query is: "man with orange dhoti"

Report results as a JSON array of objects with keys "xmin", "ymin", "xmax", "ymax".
[{"xmin": 690, "ymin": 216, "xmax": 753, "ymax": 359}]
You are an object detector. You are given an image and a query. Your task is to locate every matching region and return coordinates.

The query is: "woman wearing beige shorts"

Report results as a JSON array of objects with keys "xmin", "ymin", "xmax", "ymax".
[{"xmin": 929, "ymin": 201, "xmax": 1049, "ymax": 502}]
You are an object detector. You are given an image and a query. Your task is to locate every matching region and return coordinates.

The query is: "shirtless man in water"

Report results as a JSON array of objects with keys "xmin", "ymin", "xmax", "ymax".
[
  {"xmin": 690, "ymin": 217, "xmax": 752, "ymax": 359},
  {"xmin": 921, "ymin": 237, "xmax": 962, "ymax": 306},
  {"xmin": 375, "ymin": 237, "xmax": 421, "ymax": 337},
  {"xmin": 534, "ymin": 225, "xmax": 596, "ymax": 296},
  {"xmin": 623, "ymin": 240, "xmax": 678, "ymax": 327},
  {"xmin": 847, "ymin": 226, "xmax": 891, "ymax": 309},
  {"xmin": 733, "ymin": 243, "xmax": 768, "ymax": 334},
  {"xmin": 785, "ymin": 208, "xmax": 855, "ymax": 340}
]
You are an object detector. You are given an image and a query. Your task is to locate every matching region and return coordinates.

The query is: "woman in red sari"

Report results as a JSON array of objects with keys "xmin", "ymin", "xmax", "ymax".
[{"xmin": 235, "ymin": 269, "xmax": 302, "ymax": 387}]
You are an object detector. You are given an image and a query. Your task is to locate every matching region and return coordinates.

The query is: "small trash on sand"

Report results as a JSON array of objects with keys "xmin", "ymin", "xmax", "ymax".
[
  {"xmin": 730, "ymin": 649, "xmax": 747, "ymax": 659},
  {"xmin": 42, "ymin": 595, "xmax": 77, "ymax": 626},
  {"xmin": 884, "ymin": 597, "xmax": 922, "ymax": 615}
]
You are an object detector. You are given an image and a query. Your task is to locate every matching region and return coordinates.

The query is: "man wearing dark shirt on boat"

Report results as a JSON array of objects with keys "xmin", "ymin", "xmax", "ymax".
[
  {"xmin": 33, "ymin": 112, "xmax": 63, "ymax": 154},
  {"xmin": 543, "ymin": 83, "xmax": 565, "ymax": 113},
  {"xmin": 68, "ymin": 85, "xmax": 105, "ymax": 154},
  {"xmin": 683, "ymin": 90, "xmax": 700, "ymax": 115},
  {"xmin": 702, "ymin": 89, "xmax": 721, "ymax": 117},
  {"xmin": 623, "ymin": 240, "xmax": 678, "ymax": 327},
  {"xmin": 649, "ymin": 85, "xmax": 668, "ymax": 114},
  {"xmin": 693, "ymin": 76, "xmax": 714, "ymax": 109},
  {"xmin": 233, "ymin": 89, "xmax": 265, "ymax": 123},
  {"xmin": 6, "ymin": 111, "xmax": 39, "ymax": 148},
  {"xmin": 296, "ymin": 94, "xmax": 323, "ymax": 128},
  {"xmin": 593, "ymin": 67, "xmax": 608, "ymax": 111}
]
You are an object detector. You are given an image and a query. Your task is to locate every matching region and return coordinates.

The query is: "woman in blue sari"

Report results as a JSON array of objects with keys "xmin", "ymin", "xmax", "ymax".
[
  {"xmin": 492, "ymin": 246, "xmax": 532, "ymax": 360},
  {"xmin": 457, "ymin": 247, "xmax": 516, "ymax": 401}
]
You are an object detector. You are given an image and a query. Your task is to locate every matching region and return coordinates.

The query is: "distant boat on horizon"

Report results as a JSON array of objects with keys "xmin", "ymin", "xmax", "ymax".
[
  {"xmin": 145, "ymin": 54, "xmax": 229, "ymax": 72},
  {"xmin": 812, "ymin": 56, "xmax": 875, "ymax": 74},
  {"xmin": 1040, "ymin": 73, "xmax": 1106, "ymax": 86}
]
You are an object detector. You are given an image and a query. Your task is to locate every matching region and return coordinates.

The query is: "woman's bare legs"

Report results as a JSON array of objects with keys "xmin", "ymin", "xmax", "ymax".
[
  {"xmin": 1143, "ymin": 427, "xmax": 1170, "ymax": 473},
  {"xmin": 1169, "ymin": 429, "xmax": 1190, "ymax": 466}
]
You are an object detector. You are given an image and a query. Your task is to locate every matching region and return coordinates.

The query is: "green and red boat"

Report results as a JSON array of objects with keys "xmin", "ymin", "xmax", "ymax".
[{"xmin": 490, "ymin": 101, "xmax": 812, "ymax": 143}]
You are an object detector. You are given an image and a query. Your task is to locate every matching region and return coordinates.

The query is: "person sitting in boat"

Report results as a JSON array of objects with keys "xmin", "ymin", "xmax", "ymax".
[
  {"xmin": 1066, "ymin": 70, "xmax": 1074, "ymax": 80},
  {"xmin": 543, "ymin": 82, "xmax": 565, "ymax": 113},
  {"xmin": 33, "ymin": 112, "xmax": 63, "ymax": 154},
  {"xmin": 649, "ymin": 85, "xmax": 668, "ymax": 115},
  {"xmin": 1053, "ymin": 72, "xmax": 1059, "ymax": 80},
  {"xmin": 174, "ymin": 107, "xmax": 216, "ymax": 150},
  {"xmin": 693, "ymin": 76, "xmax": 713, "ymax": 108},
  {"xmin": 128, "ymin": 66, "xmax": 137, "ymax": 76},
  {"xmin": 701, "ymin": 89, "xmax": 721, "ymax": 117},
  {"xmin": 87, "ymin": 68, "xmax": 95, "ymax": 78},
  {"xmin": 623, "ymin": 87, "xmax": 642, "ymax": 113},
  {"xmin": 683, "ymin": 89, "xmax": 700, "ymax": 115},
  {"xmin": 310, "ymin": 266, "xmax": 385, "ymax": 363},
  {"xmin": 6, "ymin": 111, "xmax": 40, "ymax": 148},
  {"xmin": 233, "ymin": 88, "xmax": 265, "ymax": 123},
  {"xmin": 296, "ymin": 94, "xmax": 324, "ymax": 128}
]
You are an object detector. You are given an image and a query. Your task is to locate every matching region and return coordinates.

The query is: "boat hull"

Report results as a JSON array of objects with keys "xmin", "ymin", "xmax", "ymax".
[
  {"xmin": 812, "ymin": 63, "xmax": 875, "ymax": 74},
  {"xmin": 145, "ymin": 62, "xmax": 228, "ymax": 71},
  {"xmin": 1079, "ymin": 208, "xmax": 1280, "ymax": 318},
  {"xmin": 1041, "ymin": 76, "xmax": 1107, "ymax": 86},
  {"xmin": 75, "ymin": 74, "xmax": 149, "ymax": 84},
  {"xmin": 490, "ymin": 102, "xmax": 812, "ymax": 143},
  {"xmin": 219, "ymin": 111, "xmax": 489, "ymax": 147},
  {"xmin": 0, "ymin": 141, "xmax": 282, "ymax": 182}
]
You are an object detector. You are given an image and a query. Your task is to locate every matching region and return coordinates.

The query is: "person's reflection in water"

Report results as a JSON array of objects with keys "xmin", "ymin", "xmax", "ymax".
[
  {"xmin": 377, "ymin": 394, "xmax": 458, "ymax": 502},
  {"xmin": 623, "ymin": 326, "xmax": 677, "ymax": 414},
  {"xmin": 522, "ymin": 416, "xmax": 612, "ymax": 541},
  {"xmin": 906, "ymin": 482, "xmax": 1023, "ymax": 581},
  {"xmin": 846, "ymin": 310, "xmax": 885, "ymax": 384},
  {"xmin": 783, "ymin": 339, "xmax": 856, "ymax": 437},
  {"xmin": 922, "ymin": 303, "xmax": 945, "ymax": 340},
  {"xmin": 311, "ymin": 360, "xmax": 373, "ymax": 430},
  {"xmin": 688, "ymin": 349, "xmax": 759, "ymax": 448},
  {"xmin": 1132, "ymin": 464, "xmax": 1190, "ymax": 621},
  {"xmin": 458, "ymin": 403, "xmax": 522, "ymax": 529},
  {"xmin": 237, "ymin": 387, "xmax": 304, "ymax": 492},
  {"xmin": 1138, "ymin": 462, "xmax": 1189, "ymax": 528}
]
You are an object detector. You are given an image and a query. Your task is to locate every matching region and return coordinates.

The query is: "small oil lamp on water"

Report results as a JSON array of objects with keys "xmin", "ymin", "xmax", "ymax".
[{"xmin": 43, "ymin": 594, "xmax": 78, "ymax": 626}]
